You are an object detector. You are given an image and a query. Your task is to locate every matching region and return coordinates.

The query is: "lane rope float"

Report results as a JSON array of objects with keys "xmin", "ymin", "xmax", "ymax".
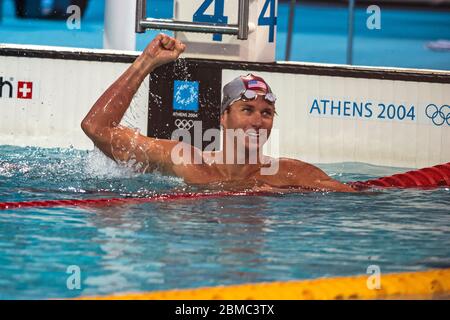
[
  {"xmin": 349, "ymin": 162, "xmax": 450, "ymax": 189},
  {"xmin": 0, "ymin": 190, "xmax": 273, "ymax": 210},
  {"xmin": 1, "ymin": 162, "xmax": 449, "ymax": 210}
]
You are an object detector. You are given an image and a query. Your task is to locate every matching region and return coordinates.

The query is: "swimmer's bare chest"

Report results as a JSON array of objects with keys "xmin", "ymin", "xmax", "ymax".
[{"xmin": 172, "ymin": 158, "xmax": 312, "ymax": 191}]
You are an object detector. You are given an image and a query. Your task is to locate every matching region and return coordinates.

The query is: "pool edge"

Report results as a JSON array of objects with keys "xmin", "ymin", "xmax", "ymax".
[{"xmin": 78, "ymin": 268, "xmax": 450, "ymax": 300}]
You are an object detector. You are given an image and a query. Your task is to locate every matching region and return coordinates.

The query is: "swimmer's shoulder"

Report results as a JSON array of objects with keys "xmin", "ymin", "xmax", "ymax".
[
  {"xmin": 277, "ymin": 157, "xmax": 315, "ymax": 171},
  {"xmin": 275, "ymin": 157, "xmax": 328, "ymax": 181}
]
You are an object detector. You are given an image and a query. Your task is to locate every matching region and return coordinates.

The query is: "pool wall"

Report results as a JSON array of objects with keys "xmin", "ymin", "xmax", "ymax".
[
  {"xmin": 0, "ymin": 44, "xmax": 449, "ymax": 168},
  {"xmin": 0, "ymin": 44, "xmax": 149, "ymax": 150}
]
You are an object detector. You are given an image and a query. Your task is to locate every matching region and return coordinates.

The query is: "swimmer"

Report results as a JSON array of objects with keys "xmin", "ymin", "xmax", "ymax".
[{"xmin": 81, "ymin": 34, "xmax": 356, "ymax": 192}]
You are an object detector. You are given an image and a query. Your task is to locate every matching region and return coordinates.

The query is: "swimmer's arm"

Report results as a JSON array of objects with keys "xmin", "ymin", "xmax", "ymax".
[
  {"xmin": 81, "ymin": 34, "xmax": 186, "ymax": 172},
  {"xmin": 82, "ymin": 34, "xmax": 184, "ymax": 133},
  {"xmin": 288, "ymin": 160, "xmax": 357, "ymax": 192},
  {"xmin": 86, "ymin": 125, "xmax": 180, "ymax": 173}
]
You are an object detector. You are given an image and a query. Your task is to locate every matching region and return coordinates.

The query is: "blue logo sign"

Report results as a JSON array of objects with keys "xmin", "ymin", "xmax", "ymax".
[
  {"xmin": 173, "ymin": 80, "xmax": 199, "ymax": 112},
  {"xmin": 425, "ymin": 104, "xmax": 450, "ymax": 126}
]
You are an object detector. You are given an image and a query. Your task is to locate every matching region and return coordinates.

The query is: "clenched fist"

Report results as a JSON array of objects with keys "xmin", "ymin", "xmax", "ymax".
[{"xmin": 142, "ymin": 33, "xmax": 186, "ymax": 69}]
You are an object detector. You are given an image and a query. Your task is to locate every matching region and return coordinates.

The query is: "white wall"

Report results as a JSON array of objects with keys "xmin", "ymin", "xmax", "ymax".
[{"xmin": 0, "ymin": 52, "xmax": 149, "ymax": 150}]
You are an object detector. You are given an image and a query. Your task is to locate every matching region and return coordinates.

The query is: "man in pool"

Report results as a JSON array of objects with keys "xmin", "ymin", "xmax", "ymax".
[{"xmin": 81, "ymin": 34, "xmax": 355, "ymax": 192}]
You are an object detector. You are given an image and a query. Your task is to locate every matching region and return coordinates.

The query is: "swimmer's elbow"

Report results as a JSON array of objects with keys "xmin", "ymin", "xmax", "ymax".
[
  {"xmin": 81, "ymin": 119, "xmax": 106, "ymax": 141},
  {"xmin": 81, "ymin": 119, "xmax": 95, "ymax": 138}
]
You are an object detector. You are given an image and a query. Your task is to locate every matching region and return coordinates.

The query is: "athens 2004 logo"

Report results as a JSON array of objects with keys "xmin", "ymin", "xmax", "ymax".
[
  {"xmin": 0, "ymin": 76, "xmax": 34, "ymax": 99},
  {"xmin": 425, "ymin": 104, "xmax": 450, "ymax": 126}
]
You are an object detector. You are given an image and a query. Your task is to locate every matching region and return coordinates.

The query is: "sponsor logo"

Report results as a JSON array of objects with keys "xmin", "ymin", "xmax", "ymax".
[
  {"xmin": 173, "ymin": 80, "xmax": 199, "ymax": 112},
  {"xmin": 17, "ymin": 81, "xmax": 33, "ymax": 99},
  {"xmin": 0, "ymin": 77, "xmax": 34, "ymax": 99},
  {"xmin": 425, "ymin": 104, "xmax": 450, "ymax": 126}
]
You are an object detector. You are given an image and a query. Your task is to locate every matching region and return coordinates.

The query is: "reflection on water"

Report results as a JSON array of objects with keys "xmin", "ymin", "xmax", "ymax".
[{"xmin": 0, "ymin": 146, "xmax": 449, "ymax": 299}]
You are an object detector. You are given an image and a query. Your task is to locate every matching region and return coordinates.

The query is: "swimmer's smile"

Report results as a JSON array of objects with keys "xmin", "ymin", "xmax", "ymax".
[{"xmin": 81, "ymin": 33, "xmax": 356, "ymax": 193}]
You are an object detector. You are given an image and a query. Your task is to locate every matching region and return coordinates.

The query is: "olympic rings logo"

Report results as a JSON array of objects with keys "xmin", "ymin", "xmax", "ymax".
[
  {"xmin": 175, "ymin": 119, "xmax": 194, "ymax": 130},
  {"xmin": 425, "ymin": 104, "xmax": 450, "ymax": 126}
]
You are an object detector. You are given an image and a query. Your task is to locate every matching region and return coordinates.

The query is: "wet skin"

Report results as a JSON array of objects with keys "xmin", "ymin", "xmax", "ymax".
[{"xmin": 81, "ymin": 34, "xmax": 356, "ymax": 193}]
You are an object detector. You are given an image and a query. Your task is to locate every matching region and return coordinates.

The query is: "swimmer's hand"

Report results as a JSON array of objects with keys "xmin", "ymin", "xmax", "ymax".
[{"xmin": 142, "ymin": 33, "xmax": 186, "ymax": 70}]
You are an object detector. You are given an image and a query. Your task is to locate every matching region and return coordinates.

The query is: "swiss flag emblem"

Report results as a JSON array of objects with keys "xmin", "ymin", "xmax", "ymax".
[{"xmin": 17, "ymin": 81, "xmax": 33, "ymax": 99}]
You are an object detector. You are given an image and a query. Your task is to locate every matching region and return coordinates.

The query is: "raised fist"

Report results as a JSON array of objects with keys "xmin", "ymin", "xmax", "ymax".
[{"xmin": 142, "ymin": 33, "xmax": 186, "ymax": 68}]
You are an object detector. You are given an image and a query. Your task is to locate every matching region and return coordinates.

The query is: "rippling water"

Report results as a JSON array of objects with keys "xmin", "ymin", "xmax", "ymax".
[{"xmin": 0, "ymin": 145, "xmax": 449, "ymax": 299}]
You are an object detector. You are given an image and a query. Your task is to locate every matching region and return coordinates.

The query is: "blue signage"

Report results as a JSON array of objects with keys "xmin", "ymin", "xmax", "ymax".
[
  {"xmin": 173, "ymin": 80, "xmax": 199, "ymax": 112},
  {"xmin": 309, "ymin": 98, "xmax": 416, "ymax": 122}
]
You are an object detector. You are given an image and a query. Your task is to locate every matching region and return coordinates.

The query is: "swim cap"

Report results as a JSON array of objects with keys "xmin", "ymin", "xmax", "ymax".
[{"xmin": 220, "ymin": 74, "xmax": 275, "ymax": 114}]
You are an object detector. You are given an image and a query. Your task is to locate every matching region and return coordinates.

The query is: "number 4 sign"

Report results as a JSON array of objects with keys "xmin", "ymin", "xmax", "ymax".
[
  {"xmin": 193, "ymin": 0, "xmax": 276, "ymax": 43},
  {"xmin": 193, "ymin": 0, "xmax": 228, "ymax": 41},
  {"xmin": 174, "ymin": 0, "xmax": 277, "ymax": 62},
  {"xmin": 258, "ymin": 0, "xmax": 277, "ymax": 43}
]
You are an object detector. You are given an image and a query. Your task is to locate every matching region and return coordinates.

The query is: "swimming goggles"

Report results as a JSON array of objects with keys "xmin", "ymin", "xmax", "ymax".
[{"xmin": 240, "ymin": 90, "xmax": 277, "ymax": 104}]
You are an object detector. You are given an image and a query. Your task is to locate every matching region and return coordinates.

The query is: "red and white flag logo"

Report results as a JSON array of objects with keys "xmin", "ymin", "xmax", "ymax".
[{"xmin": 17, "ymin": 81, "xmax": 33, "ymax": 99}]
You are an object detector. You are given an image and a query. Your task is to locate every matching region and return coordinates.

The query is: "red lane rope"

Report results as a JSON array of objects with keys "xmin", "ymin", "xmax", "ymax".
[
  {"xmin": 1, "ymin": 162, "xmax": 449, "ymax": 211},
  {"xmin": 0, "ymin": 191, "xmax": 272, "ymax": 210},
  {"xmin": 349, "ymin": 162, "xmax": 450, "ymax": 190}
]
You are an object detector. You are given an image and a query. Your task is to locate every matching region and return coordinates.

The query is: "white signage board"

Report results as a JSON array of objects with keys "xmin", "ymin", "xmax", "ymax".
[
  {"xmin": 174, "ymin": 0, "xmax": 277, "ymax": 62},
  {"xmin": 0, "ymin": 49, "xmax": 149, "ymax": 150}
]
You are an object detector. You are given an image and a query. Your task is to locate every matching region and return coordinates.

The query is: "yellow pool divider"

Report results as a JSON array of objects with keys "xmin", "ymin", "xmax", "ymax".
[{"xmin": 82, "ymin": 268, "xmax": 450, "ymax": 300}]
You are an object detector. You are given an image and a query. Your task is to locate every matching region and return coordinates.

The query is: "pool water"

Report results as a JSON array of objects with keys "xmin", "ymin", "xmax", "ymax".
[{"xmin": 0, "ymin": 145, "xmax": 449, "ymax": 299}]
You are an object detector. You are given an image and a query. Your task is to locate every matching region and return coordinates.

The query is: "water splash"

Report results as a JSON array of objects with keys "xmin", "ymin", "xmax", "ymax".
[
  {"xmin": 0, "ymin": 145, "xmax": 185, "ymax": 201},
  {"xmin": 173, "ymin": 58, "xmax": 191, "ymax": 80}
]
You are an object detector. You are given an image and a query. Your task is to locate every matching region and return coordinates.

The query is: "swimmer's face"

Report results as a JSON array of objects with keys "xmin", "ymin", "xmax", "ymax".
[{"xmin": 220, "ymin": 94, "xmax": 275, "ymax": 151}]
